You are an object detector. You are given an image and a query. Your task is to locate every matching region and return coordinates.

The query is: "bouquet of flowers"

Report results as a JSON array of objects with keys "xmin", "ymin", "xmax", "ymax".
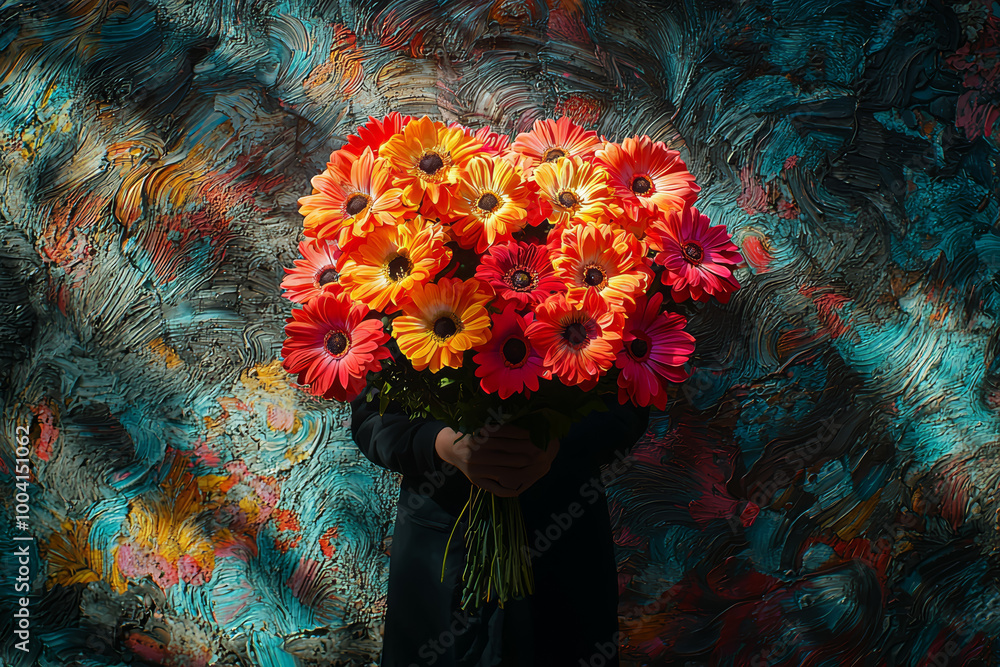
[{"xmin": 279, "ymin": 113, "xmax": 744, "ymax": 608}]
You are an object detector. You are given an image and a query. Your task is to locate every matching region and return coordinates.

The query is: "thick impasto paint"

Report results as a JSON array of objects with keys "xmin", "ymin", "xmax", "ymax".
[{"xmin": 1, "ymin": 0, "xmax": 998, "ymax": 664}]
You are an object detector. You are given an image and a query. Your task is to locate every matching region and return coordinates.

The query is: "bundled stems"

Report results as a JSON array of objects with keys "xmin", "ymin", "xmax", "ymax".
[{"xmin": 442, "ymin": 486, "xmax": 534, "ymax": 610}]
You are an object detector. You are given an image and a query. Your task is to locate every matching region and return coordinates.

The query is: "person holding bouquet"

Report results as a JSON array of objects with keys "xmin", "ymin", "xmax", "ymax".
[
  {"xmin": 351, "ymin": 378, "xmax": 650, "ymax": 665},
  {"xmin": 279, "ymin": 113, "xmax": 744, "ymax": 665}
]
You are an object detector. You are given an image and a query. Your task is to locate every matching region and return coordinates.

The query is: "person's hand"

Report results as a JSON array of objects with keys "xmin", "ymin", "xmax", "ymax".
[{"xmin": 434, "ymin": 424, "xmax": 560, "ymax": 497}]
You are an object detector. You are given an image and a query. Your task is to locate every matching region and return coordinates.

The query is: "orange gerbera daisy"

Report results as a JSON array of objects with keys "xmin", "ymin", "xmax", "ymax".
[
  {"xmin": 450, "ymin": 155, "xmax": 540, "ymax": 253},
  {"xmin": 281, "ymin": 292, "xmax": 391, "ymax": 402},
  {"xmin": 298, "ymin": 148, "xmax": 410, "ymax": 247},
  {"xmin": 510, "ymin": 117, "xmax": 601, "ymax": 172},
  {"xmin": 392, "ymin": 277, "xmax": 494, "ymax": 373},
  {"xmin": 380, "ymin": 116, "xmax": 484, "ymax": 211},
  {"xmin": 327, "ymin": 112, "xmax": 412, "ymax": 171},
  {"xmin": 524, "ymin": 289, "xmax": 623, "ymax": 387},
  {"xmin": 532, "ymin": 155, "xmax": 621, "ymax": 227},
  {"xmin": 338, "ymin": 218, "xmax": 452, "ymax": 313},
  {"xmin": 595, "ymin": 136, "xmax": 699, "ymax": 219},
  {"xmin": 280, "ymin": 239, "xmax": 345, "ymax": 304},
  {"xmin": 551, "ymin": 223, "xmax": 651, "ymax": 310}
]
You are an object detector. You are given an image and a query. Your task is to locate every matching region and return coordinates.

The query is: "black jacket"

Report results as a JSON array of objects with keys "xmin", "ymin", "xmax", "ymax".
[{"xmin": 351, "ymin": 389, "xmax": 650, "ymax": 667}]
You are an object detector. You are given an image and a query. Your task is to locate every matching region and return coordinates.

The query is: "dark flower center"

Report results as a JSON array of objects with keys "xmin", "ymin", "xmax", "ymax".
[
  {"xmin": 502, "ymin": 337, "xmax": 528, "ymax": 365},
  {"xmin": 387, "ymin": 255, "xmax": 413, "ymax": 281},
  {"xmin": 561, "ymin": 321, "xmax": 589, "ymax": 348},
  {"xmin": 543, "ymin": 147, "xmax": 566, "ymax": 162},
  {"xmin": 683, "ymin": 242, "xmax": 704, "ymax": 263},
  {"xmin": 419, "ymin": 152, "xmax": 445, "ymax": 175},
  {"xmin": 629, "ymin": 337, "xmax": 649, "ymax": 359},
  {"xmin": 583, "ymin": 267, "xmax": 605, "ymax": 287},
  {"xmin": 510, "ymin": 269, "xmax": 534, "ymax": 290},
  {"xmin": 317, "ymin": 268, "xmax": 339, "ymax": 285},
  {"xmin": 478, "ymin": 193, "xmax": 500, "ymax": 212},
  {"xmin": 345, "ymin": 194, "xmax": 369, "ymax": 216},
  {"xmin": 558, "ymin": 190, "xmax": 578, "ymax": 208},
  {"xmin": 433, "ymin": 316, "xmax": 459, "ymax": 339},
  {"xmin": 326, "ymin": 331, "xmax": 349, "ymax": 356},
  {"xmin": 631, "ymin": 176, "xmax": 652, "ymax": 195}
]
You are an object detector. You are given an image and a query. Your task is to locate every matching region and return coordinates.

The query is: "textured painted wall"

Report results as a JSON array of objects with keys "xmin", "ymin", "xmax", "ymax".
[{"xmin": 1, "ymin": 0, "xmax": 999, "ymax": 665}]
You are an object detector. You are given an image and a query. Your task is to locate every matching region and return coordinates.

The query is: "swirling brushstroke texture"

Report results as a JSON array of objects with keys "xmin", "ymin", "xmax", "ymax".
[{"xmin": 1, "ymin": 0, "xmax": 998, "ymax": 665}]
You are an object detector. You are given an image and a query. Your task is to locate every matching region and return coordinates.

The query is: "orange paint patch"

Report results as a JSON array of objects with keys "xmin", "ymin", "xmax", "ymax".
[
  {"xmin": 319, "ymin": 526, "xmax": 340, "ymax": 558},
  {"xmin": 304, "ymin": 25, "xmax": 364, "ymax": 98}
]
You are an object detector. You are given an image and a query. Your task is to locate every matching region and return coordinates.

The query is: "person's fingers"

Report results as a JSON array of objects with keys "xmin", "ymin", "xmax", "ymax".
[
  {"xmin": 472, "ymin": 475, "xmax": 519, "ymax": 498},
  {"xmin": 465, "ymin": 448, "xmax": 536, "ymax": 468},
  {"xmin": 472, "ymin": 436, "xmax": 543, "ymax": 456},
  {"xmin": 490, "ymin": 424, "xmax": 532, "ymax": 439}
]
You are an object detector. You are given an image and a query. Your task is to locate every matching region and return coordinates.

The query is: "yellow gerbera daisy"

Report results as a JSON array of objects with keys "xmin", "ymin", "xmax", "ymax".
[
  {"xmin": 551, "ymin": 223, "xmax": 651, "ymax": 310},
  {"xmin": 379, "ymin": 116, "xmax": 484, "ymax": 212},
  {"xmin": 532, "ymin": 155, "xmax": 622, "ymax": 227},
  {"xmin": 338, "ymin": 218, "xmax": 452, "ymax": 313},
  {"xmin": 450, "ymin": 155, "xmax": 535, "ymax": 253},
  {"xmin": 392, "ymin": 277, "xmax": 494, "ymax": 373}
]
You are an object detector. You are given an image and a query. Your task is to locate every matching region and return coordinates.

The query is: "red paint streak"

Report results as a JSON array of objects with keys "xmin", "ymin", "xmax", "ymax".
[
  {"xmin": 547, "ymin": 6, "xmax": 593, "ymax": 45},
  {"xmin": 783, "ymin": 154, "xmax": 799, "ymax": 169},
  {"xmin": 554, "ymin": 95, "xmax": 602, "ymax": 127},
  {"xmin": 799, "ymin": 285, "xmax": 855, "ymax": 341},
  {"xmin": 956, "ymin": 90, "xmax": 1000, "ymax": 140},
  {"xmin": 28, "ymin": 403, "xmax": 58, "ymax": 461},
  {"xmin": 740, "ymin": 234, "xmax": 773, "ymax": 273}
]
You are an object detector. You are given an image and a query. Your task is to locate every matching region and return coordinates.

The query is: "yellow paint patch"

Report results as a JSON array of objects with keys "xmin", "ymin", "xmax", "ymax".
[{"xmin": 148, "ymin": 337, "xmax": 183, "ymax": 368}]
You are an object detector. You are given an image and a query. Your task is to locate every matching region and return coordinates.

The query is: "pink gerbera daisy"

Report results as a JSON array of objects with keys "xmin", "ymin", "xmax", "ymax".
[
  {"xmin": 280, "ymin": 239, "xmax": 345, "ymax": 304},
  {"xmin": 615, "ymin": 292, "xmax": 695, "ymax": 410},
  {"xmin": 281, "ymin": 292, "xmax": 391, "ymax": 402},
  {"xmin": 647, "ymin": 205, "xmax": 744, "ymax": 303}
]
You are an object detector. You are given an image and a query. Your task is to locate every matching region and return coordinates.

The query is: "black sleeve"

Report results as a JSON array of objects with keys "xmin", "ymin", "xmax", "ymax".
[
  {"xmin": 350, "ymin": 386, "xmax": 451, "ymax": 478},
  {"xmin": 564, "ymin": 394, "xmax": 651, "ymax": 468}
]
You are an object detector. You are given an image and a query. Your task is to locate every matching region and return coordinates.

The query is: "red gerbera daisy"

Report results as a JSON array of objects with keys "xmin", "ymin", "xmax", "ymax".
[
  {"xmin": 280, "ymin": 239, "xmax": 345, "ymax": 304},
  {"xmin": 451, "ymin": 123, "xmax": 511, "ymax": 155},
  {"xmin": 615, "ymin": 292, "xmax": 695, "ymax": 410},
  {"xmin": 525, "ymin": 289, "xmax": 623, "ymax": 387},
  {"xmin": 475, "ymin": 241, "xmax": 564, "ymax": 308},
  {"xmin": 596, "ymin": 136, "xmax": 700, "ymax": 220},
  {"xmin": 473, "ymin": 304, "xmax": 550, "ymax": 399},
  {"xmin": 281, "ymin": 292, "xmax": 391, "ymax": 402},
  {"xmin": 328, "ymin": 112, "xmax": 412, "ymax": 171},
  {"xmin": 647, "ymin": 205, "xmax": 743, "ymax": 303}
]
